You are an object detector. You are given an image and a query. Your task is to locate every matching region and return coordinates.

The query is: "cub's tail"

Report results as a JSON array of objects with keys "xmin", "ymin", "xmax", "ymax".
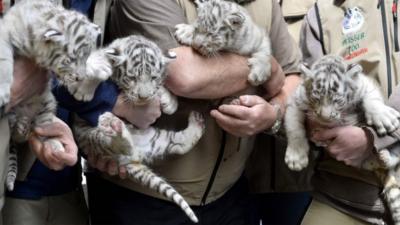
[
  {"xmin": 126, "ymin": 163, "xmax": 199, "ymax": 223},
  {"xmin": 382, "ymin": 171, "xmax": 400, "ymax": 225}
]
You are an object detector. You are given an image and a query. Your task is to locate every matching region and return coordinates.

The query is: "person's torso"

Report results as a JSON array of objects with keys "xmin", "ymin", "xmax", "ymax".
[
  {"xmin": 103, "ymin": 0, "xmax": 273, "ymax": 206},
  {"xmin": 311, "ymin": 0, "xmax": 400, "ymax": 222}
]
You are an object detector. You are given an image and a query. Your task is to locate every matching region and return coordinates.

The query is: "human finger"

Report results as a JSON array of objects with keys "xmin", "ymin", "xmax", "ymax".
[
  {"xmin": 217, "ymin": 104, "xmax": 249, "ymax": 119},
  {"xmin": 238, "ymin": 95, "xmax": 267, "ymax": 107},
  {"xmin": 119, "ymin": 166, "xmax": 127, "ymax": 179},
  {"xmin": 107, "ymin": 160, "xmax": 118, "ymax": 176}
]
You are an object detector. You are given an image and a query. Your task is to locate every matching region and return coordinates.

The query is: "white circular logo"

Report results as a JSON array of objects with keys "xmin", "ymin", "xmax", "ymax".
[{"xmin": 342, "ymin": 7, "xmax": 364, "ymax": 35}]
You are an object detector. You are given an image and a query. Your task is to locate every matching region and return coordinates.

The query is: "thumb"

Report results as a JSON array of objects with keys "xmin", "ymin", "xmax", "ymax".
[
  {"xmin": 313, "ymin": 127, "xmax": 339, "ymax": 142},
  {"xmin": 28, "ymin": 134, "xmax": 43, "ymax": 155},
  {"xmin": 239, "ymin": 95, "xmax": 265, "ymax": 107},
  {"xmin": 53, "ymin": 150, "xmax": 77, "ymax": 167}
]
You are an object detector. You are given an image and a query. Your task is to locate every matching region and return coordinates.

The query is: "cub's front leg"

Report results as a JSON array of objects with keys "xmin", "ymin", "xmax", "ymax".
[
  {"xmin": 248, "ymin": 37, "xmax": 272, "ymax": 86},
  {"xmin": 68, "ymin": 50, "xmax": 113, "ymax": 102},
  {"xmin": 362, "ymin": 78, "xmax": 400, "ymax": 135},
  {"xmin": 0, "ymin": 37, "xmax": 14, "ymax": 107},
  {"xmin": 284, "ymin": 101, "xmax": 310, "ymax": 171},
  {"xmin": 158, "ymin": 86, "xmax": 178, "ymax": 115},
  {"xmin": 174, "ymin": 24, "xmax": 195, "ymax": 46}
]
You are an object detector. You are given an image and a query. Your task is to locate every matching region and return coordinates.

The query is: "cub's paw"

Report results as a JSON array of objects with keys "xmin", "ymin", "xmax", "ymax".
[
  {"xmin": 69, "ymin": 78, "xmax": 101, "ymax": 102},
  {"xmin": 0, "ymin": 85, "xmax": 11, "ymax": 108},
  {"xmin": 378, "ymin": 149, "xmax": 400, "ymax": 168},
  {"xmin": 98, "ymin": 112, "xmax": 124, "ymax": 137},
  {"xmin": 285, "ymin": 144, "xmax": 309, "ymax": 171},
  {"xmin": 98, "ymin": 112, "xmax": 131, "ymax": 155},
  {"xmin": 73, "ymin": 89, "xmax": 95, "ymax": 102},
  {"xmin": 160, "ymin": 93, "xmax": 178, "ymax": 115},
  {"xmin": 162, "ymin": 100, "xmax": 178, "ymax": 115},
  {"xmin": 247, "ymin": 58, "xmax": 269, "ymax": 86},
  {"xmin": 366, "ymin": 105, "xmax": 400, "ymax": 135},
  {"xmin": 12, "ymin": 118, "xmax": 31, "ymax": 143},
  {"xmin": 188, "ymin": 111, "xmax": 205, "ymax": 131},
  {"xmin": 86, "ymin": 53, "xmax": 113, "ymax": 81},
  {"xmin": 174, "ymin": 24, "xmax": 194, "ymax": 45},
  {"xmin": 45, "ymin": 138, "xmax": 65, "ymax": 152}
]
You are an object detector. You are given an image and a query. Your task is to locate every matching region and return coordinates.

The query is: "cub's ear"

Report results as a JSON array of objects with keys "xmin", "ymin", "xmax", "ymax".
[
  {"xmin": 194, "ymin": 0, "xmax": 218, "ymax": 6},
  {"xmin": 225, "ymin": 12, "xmax": 245, "ymax": 30},
  {"xmin": 346, "ymin": 63, "xmax": 362, "ymax": 79},
  {"xmin": 194, "ymin": 0, "xmax": 206, "ymax": 6},
  {"xmin": 43, "ymin": 29, "xmax": 64, "ymax": 43},
  {"xmin": 104, "ymin": 48, "xmax": 125, "ymax": 66},
  {"xmin": 299, "ymin": 63, "xmax": 313, "ymax": 79}
]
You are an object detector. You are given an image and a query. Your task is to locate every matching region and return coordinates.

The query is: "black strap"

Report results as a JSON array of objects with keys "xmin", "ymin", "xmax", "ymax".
[
  {"xmin": 200, "ymin": 131, "xmax": 226, "ymax": 205},
  {"xmin": 314, "ymin": 2, "xmax": 327, "ymax": 55}
]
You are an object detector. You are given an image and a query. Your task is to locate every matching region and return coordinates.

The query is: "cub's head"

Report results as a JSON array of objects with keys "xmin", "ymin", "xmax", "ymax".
[
  {"xmin": 191, "ymin": 0, "xmax": 246, "ymax": 56},
  {"xmin": 300, "ymin": 55, "xmax": 362, "ymax": 123},
  {"xmin": 103, "ymin": 35, "xmax": 174, "ymax": 105},
  {"xmin": 40, "ymin": 8, "xmax": 101, "ymax": 90}
]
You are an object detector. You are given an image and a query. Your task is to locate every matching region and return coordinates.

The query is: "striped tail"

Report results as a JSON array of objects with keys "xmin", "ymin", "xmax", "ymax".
[
  {"xmin": 6, "ymin": 143, "xmax": 18, "ymax": 191},
  {"xmin": 126, "ymin": 163, "xmax": 199, "ymax": 223},
  {"xmin": 382, "ymin": 173, "xmax": 400, "ymax": 225}
]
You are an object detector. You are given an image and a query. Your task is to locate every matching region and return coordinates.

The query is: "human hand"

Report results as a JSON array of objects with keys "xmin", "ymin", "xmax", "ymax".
[
  {"xmin": 87, "ymin": 151, "xmax": 128, "ymax": 179},
  {"xmin": 112, "ymin": 94, "xmax": 162, "ymax": 129},
  {"xmin": 28, "ymin": 117, "xmax": 78, "ymax": 171},
  {"xmin": 262, "ymin": 57, "xmax": 285, "ymax": 99},
  {"xmin": 7, "ymin": 57, "xmax": 49, "ymax": 111},
  {"xmin": 210, "ymin": 95, "xmax": 278, "ymax": 137},
  {"xmin": 311, "ymin": 125, "xmax": 374, "ymax": 167}
]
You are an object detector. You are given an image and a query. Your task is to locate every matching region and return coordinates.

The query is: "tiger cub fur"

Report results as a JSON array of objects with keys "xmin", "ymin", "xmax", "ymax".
[
  {"xmin": 174, "ymin": 0, "xmax": 271, "ymax": 86},
  {"xmin": 73, "ymin": 35, "xmax": 205, "ymax": 223},
  {"xmin": 284, "ymin": 55, "xmax": 400, "ymax": 224},
  {"xmin": 1, "ymin": 0, "xmax": 102, "ymax": 190}
]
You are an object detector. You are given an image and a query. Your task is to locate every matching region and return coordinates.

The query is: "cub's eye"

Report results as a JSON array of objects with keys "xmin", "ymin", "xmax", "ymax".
[
  {"xmin": 219, "ymin": 26, "xmax": 229, "ymax": 32},
  {"xmin": 335, "ymin": 98, "xmax": 346, "ymax": 107}
]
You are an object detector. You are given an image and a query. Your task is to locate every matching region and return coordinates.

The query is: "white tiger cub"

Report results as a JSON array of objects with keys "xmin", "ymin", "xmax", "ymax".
[
  {"xmin": 284, "ymin": 55, "xmax": 400, "ymax": 224},
  {"xmin": 174, "ymin": 0, "xmax": 271, "ymax": 86},
  {"xmin": 0, "ymin": 0, "xmax": 102, "ymax": 105},
  {"xmin": 73, "ymin": 35, "xmax": 205, "ymax": 223},
  {"xmin": 1, "ymin": 0, "xmax": 102, "ymax": 190}
]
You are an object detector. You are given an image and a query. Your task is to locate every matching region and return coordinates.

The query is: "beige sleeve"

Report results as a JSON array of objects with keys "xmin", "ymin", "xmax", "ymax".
[
  {"xmin": 269, "ymin": 0, "xmax": 302, "ymax": 75},
  {"xmin": 299, "ymin": 6, "xmax": 324, "ymax": 66}
]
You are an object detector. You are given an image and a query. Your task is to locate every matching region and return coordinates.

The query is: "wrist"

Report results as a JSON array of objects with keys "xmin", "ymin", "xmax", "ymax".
[
  {"xmin": 112, "ymin": 95, "xmax": 127, "ymax": 119},
  {"xmin": 362, "ymin": 127, "xmax": 376, "ymax": 154},
  {"xmin": 264, "ymin": 102, "xmax": 283, "ymax": 135}
]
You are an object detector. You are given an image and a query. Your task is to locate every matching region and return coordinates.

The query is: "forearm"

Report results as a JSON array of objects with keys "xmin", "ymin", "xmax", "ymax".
[
  {"xmin": 269, "ymin": 74, "xmax": 302, "ymax": 114},
  {"xmin": 165, "ymin": 46, "xmax": 250, "ymax": 99}
]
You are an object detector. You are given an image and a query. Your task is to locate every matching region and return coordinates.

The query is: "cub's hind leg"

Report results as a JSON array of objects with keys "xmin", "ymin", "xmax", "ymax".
[{"xmin": 167, "ymin": 111, "xmax": 205, "ymax": 155}]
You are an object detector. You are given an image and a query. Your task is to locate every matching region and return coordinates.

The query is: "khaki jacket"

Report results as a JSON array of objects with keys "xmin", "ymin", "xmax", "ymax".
[
  {"xmin": 98, "ymin": 0, "xmax": 301, "ymax": 205},
  {"xmin": 280, "ymin": 0, "xmax": 315, "ymax": 43},
  {"xmin": 300, "ymin": 0, "xmax": 400, "ymax": 223}
]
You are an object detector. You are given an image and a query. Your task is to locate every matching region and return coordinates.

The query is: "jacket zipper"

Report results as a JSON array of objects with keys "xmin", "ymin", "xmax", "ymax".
[
  {"xmin": 380, "ymin": 0, "xmax": 393, "ymax": 96},
  {"xmin": 393, "ymin": 0, "xmax": 400, "ymax": 51},
  {"xmin": 200, "ymin": 131, "xmax": 226, "ymax": 205}
]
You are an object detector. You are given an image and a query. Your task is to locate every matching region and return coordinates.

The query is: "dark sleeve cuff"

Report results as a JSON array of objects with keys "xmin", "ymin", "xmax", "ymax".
[
  {"xmin": 362, "ymin": 126, "xmax": 400, "ymax": 153},
  {"xmin": 52, "ymin": 80, "xmax": 119, "ymax": 126}
]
